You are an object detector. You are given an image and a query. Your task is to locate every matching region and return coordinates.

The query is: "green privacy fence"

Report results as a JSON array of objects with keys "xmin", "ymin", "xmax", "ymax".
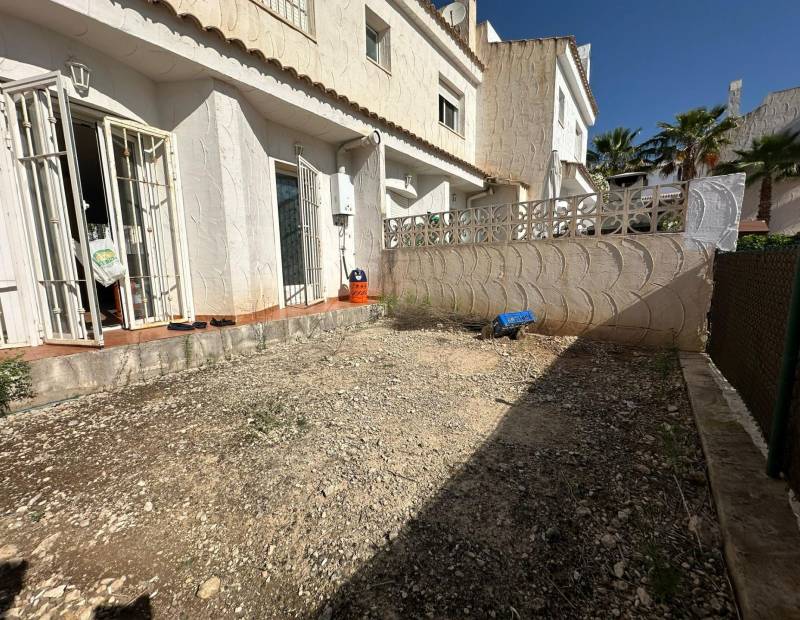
[{"xmin": 707, "ymin": 246, "xmax": 800, "ymax": 491}]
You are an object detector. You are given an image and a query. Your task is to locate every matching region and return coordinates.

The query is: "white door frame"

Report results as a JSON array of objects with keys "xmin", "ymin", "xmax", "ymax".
[
  {"xmin": 102, "ymin": 116, "xmax": 194, "ymax": 328},
  {"xmin": 1, "ymin": 72, "xmax": 103, "ymax": 346},
  {"xmin": 297, "ymin": 154, "xmax": 324, "ymax": 306}
]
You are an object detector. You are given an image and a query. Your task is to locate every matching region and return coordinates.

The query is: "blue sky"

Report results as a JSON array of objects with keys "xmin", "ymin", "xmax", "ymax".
[{"xmin": 438, "ymin": 1, "xmax": 800, "ymax": 142}]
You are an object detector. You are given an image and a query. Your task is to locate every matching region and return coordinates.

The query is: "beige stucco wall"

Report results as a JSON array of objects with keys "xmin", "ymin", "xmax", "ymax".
[
  {"xmin": 382, "ymin": 236, "xmax": 714, "ymax": 350},
  {"xmin": 475, "ymin": 33, "xmax": 558, "ymax": 198},
  {"xmin": 381, "ymin": 174, "xmax": 746, "ymax": 351},
  {"xmin": 153, "ymin": 0, "xmax": 480, "ymax": 163},
  {"xmin": 720, "ymin": 87, "xmax": 800, "ymax": 234}
]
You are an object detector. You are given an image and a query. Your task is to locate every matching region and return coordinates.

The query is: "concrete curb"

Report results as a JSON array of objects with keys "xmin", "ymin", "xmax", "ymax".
[
  {"xmin": 680, "ymin": 352, "xmax": 800, "ymax": 620},
  {"xmin": 12, "ymin": 304, "xmax": 381, "ymax": 412}
]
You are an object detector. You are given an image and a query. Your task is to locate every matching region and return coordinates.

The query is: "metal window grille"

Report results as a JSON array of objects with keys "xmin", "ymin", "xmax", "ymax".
[
  {"xmin": 383, "ymin": 183, "xmax": 688, "ymax": 250},
  {"xmin": 297, "ymin": 156, "xmax": 324, "ymax": 306},
  {"xmin": 104, "ymin": 121, "xmax": 189, "ymax": 327},
  {"xmin": 2, "ymin": 74, "xmax": 102, "ymax": 345},
  {"xmin": 265, "ymin": 0, "xmax": 313, "ymax": 34}
]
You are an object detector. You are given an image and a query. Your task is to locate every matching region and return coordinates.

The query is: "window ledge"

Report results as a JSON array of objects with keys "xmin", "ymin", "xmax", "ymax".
[
  {"xmin": 248, "ymin": 0, "xmax": 318, "ymax": 43},
  {"xmin": 366, "ymin": 56, "xmax": 392, "ymax": 76},
  {"xmin": 439, "ymin": 121, "xmax": 465, "ymax": 139}
]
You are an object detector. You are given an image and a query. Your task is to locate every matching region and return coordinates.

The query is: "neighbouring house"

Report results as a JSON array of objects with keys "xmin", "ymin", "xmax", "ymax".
[
  {"xmin": 0, "ymin": 0, "xmax": 596, "ymax": 351},
  {"xmin": 474, "ymin": 23, "xmax": 598, "ymax": 203},
  {"xmin": 719, "ymin": 80, "xmax": 800, "ymax": 235}
]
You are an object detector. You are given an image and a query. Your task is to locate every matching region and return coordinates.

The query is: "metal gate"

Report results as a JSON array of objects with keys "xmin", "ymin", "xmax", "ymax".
[
  {"xmin": 102, "ymin": 118, "xmax": 191, "ymax": 328},
  {"xmin": 297, "ymin": 155, "xmax": 324, "ymax": 306},
  {"xmin": 1, "ymin": 72, "xmax": 102, "ymax": 345}
]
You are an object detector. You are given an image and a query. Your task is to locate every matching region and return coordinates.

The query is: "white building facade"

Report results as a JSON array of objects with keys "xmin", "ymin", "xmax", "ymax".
[{"xmin": 0, "ymin": 0, "xmax": 596, "ymax": 349}]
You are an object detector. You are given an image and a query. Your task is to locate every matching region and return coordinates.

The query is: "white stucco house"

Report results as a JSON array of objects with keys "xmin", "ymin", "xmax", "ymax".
[
  {"xmin": 719, "ymin": 81, "xmax": 800, "ymax": 235},
  {"xmin": 0, "ymin": 0, "xmax": 596, "ymax": 350}
]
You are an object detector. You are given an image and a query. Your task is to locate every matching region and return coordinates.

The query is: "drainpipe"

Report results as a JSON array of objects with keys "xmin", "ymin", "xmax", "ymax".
[
  {"xmin": 466, "ymin": 186, "xmax": 494, "ymax": 209},
  {"xmin": 337, "ymin": 130, "xmax": 381, "ymax": 174},
  {"xmin": 766, "ymin": 250, "xmax": 800, "ymax": 478}
]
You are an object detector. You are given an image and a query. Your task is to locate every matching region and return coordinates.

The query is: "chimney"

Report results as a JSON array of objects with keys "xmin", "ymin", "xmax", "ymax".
[
  {"xmin": 577, "ymin": 44, "xmax": 591, "ymax": 82},
  {"xmin": 728, "ymin": 79, "xmax": 742, "ymax": 117}
]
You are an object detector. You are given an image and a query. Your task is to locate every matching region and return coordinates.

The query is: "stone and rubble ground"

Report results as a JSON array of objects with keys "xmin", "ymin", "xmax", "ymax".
[{"xmin": 0, "ymin": 319, "xmax": 735, "ymax": 618}]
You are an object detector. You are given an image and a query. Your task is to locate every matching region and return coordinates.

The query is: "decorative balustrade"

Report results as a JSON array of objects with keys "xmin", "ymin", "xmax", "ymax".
[{"xmin": 383, "ymin": 182, "xmax": 688, "ymax": 250}]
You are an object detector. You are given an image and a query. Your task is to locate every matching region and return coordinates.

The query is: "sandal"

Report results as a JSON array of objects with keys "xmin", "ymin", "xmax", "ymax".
[
  {"xmin": 211, "ymin": 318, "xmax": 236, "ymax": 327},
  {"xmin": 192, "ymin": 321, "xmax": 208, "ymax": 329},
  {"xmin": 168, "ymin": 322, "xmax": 195, "ymax": 331}
]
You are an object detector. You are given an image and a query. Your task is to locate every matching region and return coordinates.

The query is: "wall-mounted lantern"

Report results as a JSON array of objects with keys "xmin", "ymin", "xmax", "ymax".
[{"xmin": 66, "ymin": 58, "xmax": 91, "ymax": 96}]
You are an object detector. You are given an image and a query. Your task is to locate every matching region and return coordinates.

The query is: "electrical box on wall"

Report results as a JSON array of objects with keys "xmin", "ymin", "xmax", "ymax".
[{"xmin": 331, "ymin": 172, "xmax": 355, "ymax": 216}]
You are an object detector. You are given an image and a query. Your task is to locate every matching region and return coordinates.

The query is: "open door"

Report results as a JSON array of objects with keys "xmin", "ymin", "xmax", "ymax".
[
  {"xmin": 102, "ymin": 118, "xmax": 191, "ymax": 329},
  {"xmin": 297, "ymin": 155, "xmax": 324, "ymax": 306},
  {"xmin": 2, "ymin": 72, "xmax": 103, "ymax": 345}
]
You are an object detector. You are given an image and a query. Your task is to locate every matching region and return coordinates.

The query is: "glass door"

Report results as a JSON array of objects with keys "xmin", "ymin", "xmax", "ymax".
[
  {"xmin": 102, "ymin": 118, "xmax": 191, "ymax": 328},
  {"xmin": 297, "ymin": 155, "xmax": 324, "ymax": 306},
  {"xmin": 1, "ymin": 72, "xmax": 103, "ymax": 345}
]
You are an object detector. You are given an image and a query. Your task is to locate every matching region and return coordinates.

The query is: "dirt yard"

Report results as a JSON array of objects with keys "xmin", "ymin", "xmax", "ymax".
[{"xmin": 0, "ymin": 319, "xmax": 735, "ymax": 619}]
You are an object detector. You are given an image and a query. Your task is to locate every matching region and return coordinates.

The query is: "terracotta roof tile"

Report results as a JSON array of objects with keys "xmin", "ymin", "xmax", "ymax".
[{"xmin": 147, "ymin": 0, "xmax": 490, "ymax": 180}]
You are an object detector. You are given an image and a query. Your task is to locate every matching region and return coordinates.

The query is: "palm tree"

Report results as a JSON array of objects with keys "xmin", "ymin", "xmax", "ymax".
[
  {"xmin": 587, "ymin": 127, "xmax": 646, "ymax": 177},
  {"xmin": 714, "ymin": 130, "xmax": 800, "ymax": 225},
  {"xmin": 641, "ymin": 106, "xmax": 738, "ymax": 181}
]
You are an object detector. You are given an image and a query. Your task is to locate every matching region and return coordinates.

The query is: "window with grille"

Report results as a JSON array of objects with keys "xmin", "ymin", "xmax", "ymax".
[{"xmin": 263, "ymin": 0, "xmax": 314, "ymax": 35}]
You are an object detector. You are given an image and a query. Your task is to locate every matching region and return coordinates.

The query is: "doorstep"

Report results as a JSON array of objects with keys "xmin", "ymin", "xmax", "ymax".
[
  {"xmin": 7, "ymin": 301, "xmax": 380, "ymax": 412},
  {"xmin": 680, "ymin": 352, "xmax": 800, "ymax": 619}
]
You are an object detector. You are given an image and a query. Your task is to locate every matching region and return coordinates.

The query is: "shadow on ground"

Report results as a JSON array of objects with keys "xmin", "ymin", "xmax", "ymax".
[
  {"xmin": 314, "ymin": 338, "xmax": 732, "ymax": 619},
  {"xmin": 0, "ymin": 559, "xmax": 27, "ymax": 616},
  {"xmin": 93, "ymin": 594, "xmax": 153, "ymax": 619}
]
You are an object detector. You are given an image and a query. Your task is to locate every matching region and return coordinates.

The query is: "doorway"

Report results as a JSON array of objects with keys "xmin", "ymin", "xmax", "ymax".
[
  {"xmin": 275, "ymin": 156, "xmax": 324, "ymax": 307},
  {"xmin": 2, "ymin": 72, "xmax": 192, "ymax": 346},
  {"xmin": 276, "ymin": 170, "xmax": 305, "ymax": 306},
  {"xmin": 70, "ymin": 120, "xmax": 122, "ymax": 330}
]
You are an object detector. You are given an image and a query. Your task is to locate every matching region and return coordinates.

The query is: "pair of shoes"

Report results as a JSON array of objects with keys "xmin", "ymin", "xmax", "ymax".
[
  {"xmin": 167, "ymin": 321, "xmax": 209, "ymax": 331},
  {"xmin": 211, "ymin": 318, "xmax": 236, "ymax": 327}
]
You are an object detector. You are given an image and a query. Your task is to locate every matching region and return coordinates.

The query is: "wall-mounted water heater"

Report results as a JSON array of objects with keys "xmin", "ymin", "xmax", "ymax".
[{"xmin": 331, "ymin": 172, "xmax": 355, "ymax": 216}]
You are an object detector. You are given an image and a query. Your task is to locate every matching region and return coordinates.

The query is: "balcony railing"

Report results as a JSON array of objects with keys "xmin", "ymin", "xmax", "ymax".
[{"xmin": 383, "ymin": 182, "xmax": 688, "ymax": 250}]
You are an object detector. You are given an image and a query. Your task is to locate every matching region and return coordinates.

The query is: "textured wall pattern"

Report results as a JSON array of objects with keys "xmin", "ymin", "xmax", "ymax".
[
  {"xmin": 381, "ymin": 175, "xmax": 745, "ymax": 350},
  {"xmin": 151, "ymin": 0, "xmax": 478, "ymax": 162},
  {"xmin": 720, "ymin": 87, "xmax": 800, "ymax": 234},
  {"xmin": 685, "ymin": 175, "xmax": 744, "ymax": 252},
  {"xmin": 475, "ymin": 36, "xmax": 558, "ymax": 198},
  {"xmin": 382, "ymin": 235, "xmax": 714, "ymax": 350}
]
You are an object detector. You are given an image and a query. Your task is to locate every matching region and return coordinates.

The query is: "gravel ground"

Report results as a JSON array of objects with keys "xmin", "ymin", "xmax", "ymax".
[{"xmin": 0, "ymin": 319, "xmax": 735, "ymax": 619}]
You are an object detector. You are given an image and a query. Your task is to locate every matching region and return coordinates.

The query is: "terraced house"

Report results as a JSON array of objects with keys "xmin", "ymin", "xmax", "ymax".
[{"xmin": 0, "ymin": 0, "xmax": 596, "ymax": 350}]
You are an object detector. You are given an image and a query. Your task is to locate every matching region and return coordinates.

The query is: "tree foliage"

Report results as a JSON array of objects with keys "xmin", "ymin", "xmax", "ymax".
[
  {"xmin": 587, "ymin": 127, "xmax": 647, "ymax": 177},
  {"xmin": 640, "ymin": 106, "xmax": 738, "ymax": 181}
]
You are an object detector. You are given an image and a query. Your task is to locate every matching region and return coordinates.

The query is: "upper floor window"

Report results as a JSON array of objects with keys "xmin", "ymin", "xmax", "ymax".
[
  {"xmin": 558, "ymin": 88, "xmax": 566, "ymax": 126},
  {"xmin": 264, "ymin": 0, "xmax": 314, "ymax": 35},
  {"xmin": 439, "ymin": 78, "xmax": 464, "ymax": 134},
  {"xmin": 365, "ymin": 8, "xmax": 391, "ymax": 71}
]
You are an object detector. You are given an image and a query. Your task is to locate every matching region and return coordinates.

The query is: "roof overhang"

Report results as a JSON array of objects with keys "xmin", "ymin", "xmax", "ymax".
[{"xmin": 556, "ymin": 45, "xmax": 596, "ymax": 127}]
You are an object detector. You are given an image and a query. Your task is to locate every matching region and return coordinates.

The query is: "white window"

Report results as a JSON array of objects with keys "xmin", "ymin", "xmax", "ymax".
[
  {"xmin": 575, "ymin": 123, "xmax": 583, "ymax": 160},
  {"xmin": 365, "ymin": 8, "xmax": 391, "ymax": 71},
  {"xmin": 558, "ymin": 88, "xmax": 565, "ymax": 126},
  {"xmin": 264, "ymin": 0, "xmax": 314, "ymax": 35},
  {"xmin": 439, "ymin": 79, "xmax": 463, "ymax": 134}
]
